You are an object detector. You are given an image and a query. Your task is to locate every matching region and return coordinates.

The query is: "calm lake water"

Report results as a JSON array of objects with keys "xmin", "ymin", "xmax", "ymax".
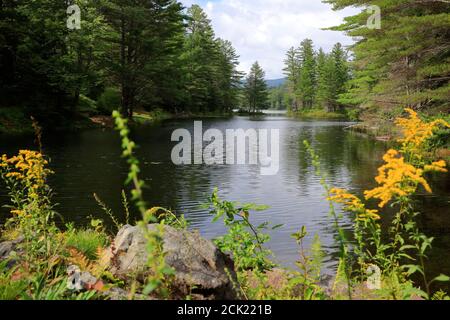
[{"xmin": 1, "ymin": 114, "xmax": 449, "ymax": 278}]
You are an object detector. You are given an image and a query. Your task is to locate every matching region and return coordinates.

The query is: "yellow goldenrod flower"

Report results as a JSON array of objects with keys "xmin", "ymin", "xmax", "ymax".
[
  {"xmin": 396, "ymin": 108, "xmax": 450, "ymax": 152},
  {"xmin": 328, "ymin": 188, "xmax": 381, "ymax": 221},
  {"xmin": 424, "ymin": 160, "xmax": 448, "ymax": 173},
  {"xmin": 365, "ymin": 149, "xmax": 432, "ymax": 208},
  {"xmin": 1, "ymin": 150, "xmax": 53, "ymax": 197}
]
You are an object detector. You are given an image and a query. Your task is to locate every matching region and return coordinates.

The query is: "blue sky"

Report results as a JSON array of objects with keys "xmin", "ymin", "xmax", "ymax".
[{"xmin": 181, "ymin": 0, "xmax": 359, "ymax": 79}]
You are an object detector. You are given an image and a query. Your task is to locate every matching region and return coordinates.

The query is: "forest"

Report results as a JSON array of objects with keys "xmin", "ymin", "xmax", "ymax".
[
  {"xmin": 1, "ymin": 1, "xmax": 449, "ymax": 132},
  {"xmin": 0, "ymin": 1, "xmax": 245, "ymax": 133},
  {"xmin": 0, "ymin": 0, "xmax": 450, "ymax": 303}
]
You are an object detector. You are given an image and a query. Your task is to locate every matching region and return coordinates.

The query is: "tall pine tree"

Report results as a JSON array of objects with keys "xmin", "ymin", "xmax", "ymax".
[
  {"xmin": 298, "ymin": 39, "xmax": 316, "ymax": 109},
  {"xmin": 244, "ymin": 62, "xmax": 269, "ymax": 113}
]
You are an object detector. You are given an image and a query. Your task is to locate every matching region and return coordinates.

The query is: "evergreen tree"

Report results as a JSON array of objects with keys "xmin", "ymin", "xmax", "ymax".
[
  {"xmin": 297, "ymin": 39, "xmax": 316, "ymax": 109},
  {"xmin": 315, "ymin": 43, "xmax": 350, "ymax": 112},
  {"xmin": 244, "ymin": 62, "xmax": 269, "ymax": 113},
  {"xmin": 269, "ymin": 83, "xmax": 289, "ymax": 110},
  {"xmin": 183, "ymin": 4, "xmax": 218, "ymax": 113},
  {"xmin": 0, "ymin": 0, "xmax": 112, "ymax": 125},
  {"xmin": 183, "ymin": 5, "xmax": 242, "ymax": 114},
  {"xmin": 330, "ymin": 43, "xmax": 349, "ymax": 111},
  {"xmin": 66, "ymin": 0, "xmax": 111, "ymax": 113},
  {"xmin": 316, "ymin": 48, "xmax": 333, "ymax": 110},
  {"xmin": 216, "ymin": 39, "xmax": 244, "ymax": 113},
  {"xmin": 283, "ymin": 47, "xmax": 301, "ymax": 111},
  {"xmin": 0, "ymin": 0, "xmax": 243, "ymax": 130},
  {"xmin": 324, "ymin": 0, "xmax": 450, "ymax": 114},
  {"xmin": 102, "ymin": 0, "xmax": 186, "ymax": 118}
]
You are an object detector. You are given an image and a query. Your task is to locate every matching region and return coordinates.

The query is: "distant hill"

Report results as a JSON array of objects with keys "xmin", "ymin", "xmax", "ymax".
[{"xmin": 266, "ymin": 78, "xmax": 286, "ymax": 88}]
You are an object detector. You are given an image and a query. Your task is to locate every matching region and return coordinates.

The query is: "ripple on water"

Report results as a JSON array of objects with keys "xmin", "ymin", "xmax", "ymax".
[{"xmin": 0, "ymin": 116, "xmax": 449, "ymax": 276}]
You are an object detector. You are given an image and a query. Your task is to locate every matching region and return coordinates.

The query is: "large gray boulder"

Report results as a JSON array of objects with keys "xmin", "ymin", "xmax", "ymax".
[{"xmin": 106, "ymin": 224, "xmax": 238, "ymax": 300}]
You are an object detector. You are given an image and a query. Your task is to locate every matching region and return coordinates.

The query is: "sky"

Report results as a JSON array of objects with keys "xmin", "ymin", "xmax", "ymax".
[{"xmin": 181, "ymin": 0, "xmax": 359, "ymax": 79}]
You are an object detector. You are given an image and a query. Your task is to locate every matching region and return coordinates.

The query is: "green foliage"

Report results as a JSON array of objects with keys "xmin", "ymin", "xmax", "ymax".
[
  {"xmin": 297, "ymin": 39, "xmax": 317, "ymax": 109},
  {"xmin": 323, "ymin": 0, "xmax": 450, "ymax": 115},
  {"xmin": 0, "ymin": 261, "xmax": 96, "ymax": 300},
  {"xmin": 206, "ymin": 188, "xmax": 275, "ymax": 272},
  {"xmin": 0, "ymin": 108, "xmax": 32, "ymax": 134},
  {"xmin": 78, "ymin": 95, "xmax": 98, "ymax": 114},
  {"xmin": 64, "ymin": 228, "xmax": 109, "ymax": 261},
  {"xmin": 268, "ymin": 83, "xmax": 289, "ymax": 110},
  {"xmin": 0, "ymin": 261, "xmax": 27, "ymax": 300},
  {"xmin": 0, "ymin": 1, "xmax": 243, "ymax": 129},
  {"xmin": 244, "ymin": 62, "xmax": 270, "ymax": 113},
  {"xmin": 97, "ymin": 88, "xmax": 121, "ymax": 115},
  {"xmin": 283, "ymin": 40, "xmax": 350, "ymax": 113}
]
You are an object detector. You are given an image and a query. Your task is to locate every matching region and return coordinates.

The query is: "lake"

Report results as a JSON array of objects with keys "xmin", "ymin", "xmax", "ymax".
[{"xmin": 1, "ymin": 114, "xmax": 449, "ymax": 278}]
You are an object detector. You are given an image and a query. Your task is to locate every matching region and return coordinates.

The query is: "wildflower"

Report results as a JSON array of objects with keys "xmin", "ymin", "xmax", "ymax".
[
  {"xmin": 364, "ymin": 149, "xmax": 432, "ymax": 208},
  {"xmin": 424, "ymin": 160, "xmax": 448, "ymax": 173},
  {"xmin": 396, "ymin": 108, "xmax": 450, "ymax": 151},
  {"xmin": 10, "ymin": 209, "xmax": 25, "ymax": 216},
  {"xmin": 328, "ymin": 188, "xmax": 381, "ymax": 221},
  {"xmin": 1, "ymin": 149, "xmax": 54, "ymax": 208},
  {"xmin": 358, "ymin": 210, "xmax": 381, "ymax": 222}
]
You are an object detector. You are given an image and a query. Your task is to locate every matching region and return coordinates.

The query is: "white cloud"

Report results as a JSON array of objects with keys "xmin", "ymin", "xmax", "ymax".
[{"xmin": 181, "ymin": 0, "xmax": 359, "ymax": 78}]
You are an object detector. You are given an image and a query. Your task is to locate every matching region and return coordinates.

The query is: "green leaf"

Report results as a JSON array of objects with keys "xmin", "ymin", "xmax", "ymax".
[
  {"xmin": 432, "ymin": 274, "xmax": 450, "ymax": 283},
  {"xmin": 403, "ymin": 264, "xmax": 424, "ymax": 276}
]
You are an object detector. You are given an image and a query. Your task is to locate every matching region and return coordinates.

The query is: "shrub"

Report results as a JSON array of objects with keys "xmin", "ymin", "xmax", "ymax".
[{"xmin": 97, "ymin": 88, "xmax": 121, "ymax": 115}]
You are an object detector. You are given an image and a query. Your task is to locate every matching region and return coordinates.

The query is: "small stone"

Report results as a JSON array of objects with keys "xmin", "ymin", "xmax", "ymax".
[{"xmin": 0, "ymin": 241, "xmax": 14, "ymax": 259}]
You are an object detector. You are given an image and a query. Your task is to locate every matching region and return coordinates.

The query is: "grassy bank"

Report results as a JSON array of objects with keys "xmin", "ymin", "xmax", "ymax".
[
  {"xmin": 0, "ymin": 108, "xmax": 34, "ymax": 135},
  {"xmin": 0, "ymin": 107, "xmax": 235, "ymax": 136},
  {"xmin": 289, "ymin": 109, "xmax": 349, "ymax": 120}
]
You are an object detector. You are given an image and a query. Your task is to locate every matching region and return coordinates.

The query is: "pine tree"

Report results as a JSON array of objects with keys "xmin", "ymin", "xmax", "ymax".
[
  {"xmin": 183, "ymin": 5, "xmax": 242, "ymax": 114},
  {"xmin": 216, "ymin": 39, "xmax": 244, "ymax": 113},
  {"xmin": 324, "ymin": 0, "xmax": 450, "ymax": 114},
  {"xmin": 297, "ymin": 39, "xmax": 316, "ymax": 109},
  {"xmin": 244, "ymin": 62, "xmax": 269, "ymax": 113},
  {"xmin": 316, "ymin": 48, "xmax": 331, "ymax": 110},
  {"xmin": 0, "ymin": 0, "xmax": 98, "ymax": 122},
  {"xmin": 66, "ymin": 0, "xmax": 111, "ymax": 113},
  {"xmin": 102, "ymin": 0, "xmax": 186, "ymax": 118},
  {"xmin": 183, "ymin": 4, "xmax": 220, "ymax": 113},
  {"xmin": 283, "ymin": 47, "xmax": 301, "ymax": 112}
]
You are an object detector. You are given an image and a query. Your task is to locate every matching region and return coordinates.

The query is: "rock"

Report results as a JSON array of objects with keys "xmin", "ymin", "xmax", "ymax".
[
  {"xmin": 0, "ymin": 236, "xmax": 24, "ymax": 269},
  {"xmin": 0, "ymin": 241, "xmax": 14, "ymax": 260},
  {"xmin": 103, "ymin": 287, "xmax": 130, "ymax": 301},
  {"xmin": 103, "ymin": 287, "xmax": 150, "ymax": 301},
  {"xmin": 0, "ymin": 235, "xmax": 24, "ymax": 259},
  {"xmin": 106, "ymin": 224, "xmax": 238, "ymax": 300},
  {"xmin": 67, "ymin": 265, "xmax": 102, "ymax": 292}
]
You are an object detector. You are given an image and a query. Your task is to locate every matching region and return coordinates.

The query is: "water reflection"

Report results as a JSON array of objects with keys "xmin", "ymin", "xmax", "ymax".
[{"xmin": 0, "ymin": 115, "xmax": 448, "ymax": 277}]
